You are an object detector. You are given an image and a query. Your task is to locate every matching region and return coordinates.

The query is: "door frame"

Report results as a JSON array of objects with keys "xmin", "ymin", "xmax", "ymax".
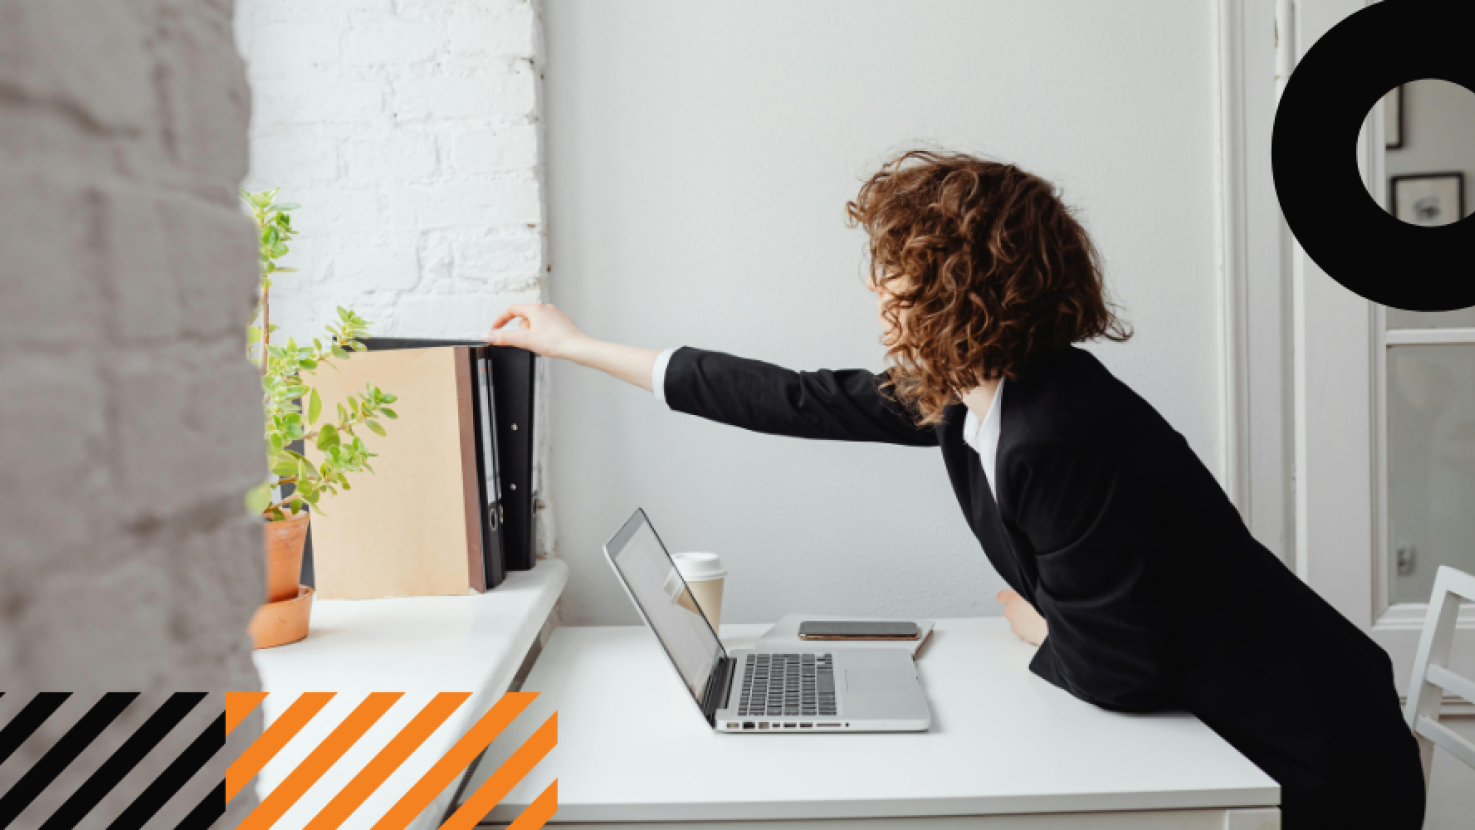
[
  {"xmin": 1216, "ymin": 0, "xmax": 1294, "ymax": 563},
  {"xmin": 1270, "ymin": 0, "xmax": 1475, "ymax": 699}
]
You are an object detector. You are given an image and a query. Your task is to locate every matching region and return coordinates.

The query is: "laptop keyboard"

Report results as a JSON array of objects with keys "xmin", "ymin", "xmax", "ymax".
[{"xmin": 737, "ymin": 653, "xmax": 837, "ymax": 718}]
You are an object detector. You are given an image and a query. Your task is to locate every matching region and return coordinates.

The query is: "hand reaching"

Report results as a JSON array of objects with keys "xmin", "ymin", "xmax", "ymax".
[{"xmin": 486, "ymin": 303, "xmax": 590, "ymax": 361}]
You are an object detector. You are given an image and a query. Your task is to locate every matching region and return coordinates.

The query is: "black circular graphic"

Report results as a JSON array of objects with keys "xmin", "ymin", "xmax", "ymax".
[{"xmin": 1273, "ymin": 0, "xmax": 1475, "ymax": 312}]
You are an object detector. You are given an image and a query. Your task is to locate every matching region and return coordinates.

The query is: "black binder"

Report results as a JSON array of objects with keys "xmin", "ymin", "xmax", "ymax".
[
  {"xmin": 366, "ymin": 338, "xmax": 540, "ymax": 574},
  {"xmin": 468, "ymin": 346, "xmax": 506, "ymax": 588}
]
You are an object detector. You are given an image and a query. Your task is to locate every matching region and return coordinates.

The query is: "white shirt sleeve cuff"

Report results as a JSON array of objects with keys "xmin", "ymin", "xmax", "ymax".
[{"xmin": 652, "ymin": 347, "xmax": 678, "ymax": 407}]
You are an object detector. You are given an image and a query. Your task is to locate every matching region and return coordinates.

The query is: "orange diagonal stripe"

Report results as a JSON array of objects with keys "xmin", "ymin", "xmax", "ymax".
[
  {"xmin": 438, "ymin": 712, "xmax": 557, "ymax": 830},
  {"xmin": 370, "ymin": 693, "xmax": 538, "ymax": 830},
  {"xmin": 227, "ymin": 692, "xmax": 335, "ymax": 802},
  {"xmin": 504, "ymin": 779, "xmax": 557, "ymax": 830},
  {"xmin": 227, "ymin": 692, "xmax": 269, "ymax": 736},
  {"xmin": 303, "ymin": 692, "xmax": 471, "ymax": 830},
  {"xmin": 238, "ymin": 692, "xmax": 402, "ymax": 830}
]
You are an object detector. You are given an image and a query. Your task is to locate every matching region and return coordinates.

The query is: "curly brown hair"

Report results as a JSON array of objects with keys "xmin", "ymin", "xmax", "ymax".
[{"xmin": 846, "ymin": 150, "xmax": 1130, "ymax": 426}]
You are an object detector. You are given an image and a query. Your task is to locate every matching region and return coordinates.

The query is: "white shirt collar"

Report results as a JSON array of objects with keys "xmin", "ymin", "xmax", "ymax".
[{"xmin": 961, "ymin": 378, "xmax": 1005, "ymax": 498}]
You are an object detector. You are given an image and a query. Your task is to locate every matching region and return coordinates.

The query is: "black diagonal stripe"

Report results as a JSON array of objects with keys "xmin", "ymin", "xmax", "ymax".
[
  {"xmin": 173, "ymin": 781, "xmax": 223, "ymax": 830},
  {"xmin": 105, "ymin": 713, "xmax": 223, "ymax": 830},
  {"xmin": 0, "ymin": 693, "xmax": 70, "ymax": 768},
  {"xmin": 39, "ymin": 693, "xmax": 205, "ymax": 830},
  {"xmin": 0, "ymin": 692, "xmax": 137, "ymax": 827}
]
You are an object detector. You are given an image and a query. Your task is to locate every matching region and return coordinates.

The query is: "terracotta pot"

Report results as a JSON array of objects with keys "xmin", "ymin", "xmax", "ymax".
[
  {"xmin": 264, "ymin": 509, "xmax": 310, "ymax": 603},
  {"xmin": 249, "ymin": 586, "xmax": 314, "ymax": 649}
]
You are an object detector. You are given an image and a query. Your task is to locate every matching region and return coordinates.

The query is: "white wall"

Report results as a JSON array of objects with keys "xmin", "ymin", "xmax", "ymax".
[
  {"xmin": 1386, "ymin": 79, "xmax": 1475, "ymax": 220},
  {"xmin": 545, "ymin": 0, "xmax": 1223, "ymax": 626},
  {"xmin": 234, "ymin": 0, "xmax": 548, "ymax": 343},
  {"xmin": 0, "ymin": 0, "xmax": 263, "ymax": 822}
]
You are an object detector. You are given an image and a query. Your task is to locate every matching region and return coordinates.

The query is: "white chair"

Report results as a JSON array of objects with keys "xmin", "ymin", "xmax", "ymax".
[{"xmin": 1405, "ymin": 565, "xmax": 1475, "ymax": 785}]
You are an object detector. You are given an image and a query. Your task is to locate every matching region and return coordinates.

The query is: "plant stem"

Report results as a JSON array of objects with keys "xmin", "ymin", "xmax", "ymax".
[
  {"xmin": 264, "ymin": 492, "xmax": 304, "ymax": 516},
  {"xmin": 303, "ymin": 411, "xmax": 373, "ymax": 444}
]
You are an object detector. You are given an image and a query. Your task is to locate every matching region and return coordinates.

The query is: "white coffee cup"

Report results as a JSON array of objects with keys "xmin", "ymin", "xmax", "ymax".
[{"xmin": 672, "ymin": 551, "xmax": 727, "ymax": 631}]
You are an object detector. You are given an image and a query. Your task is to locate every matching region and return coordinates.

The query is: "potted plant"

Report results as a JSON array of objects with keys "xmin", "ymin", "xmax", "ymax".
[{"xmin": 241, "ymin": 189, "xmax": 399, "ymax": 648}]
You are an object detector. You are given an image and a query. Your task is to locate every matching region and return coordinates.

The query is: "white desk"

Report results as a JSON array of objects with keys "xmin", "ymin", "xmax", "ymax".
[
  {"xmin": 462, "ymin": 618, "xmax": 1280, "ymax": 829},
  {"xmin": 250, "ymin": 558, "xmax": 567, "ymax": 830}
]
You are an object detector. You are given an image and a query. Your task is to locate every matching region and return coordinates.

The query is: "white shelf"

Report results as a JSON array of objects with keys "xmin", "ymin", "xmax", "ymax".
[{"xmin": 250, "ymin": 558, "xmax": 567, "ymax": 829}]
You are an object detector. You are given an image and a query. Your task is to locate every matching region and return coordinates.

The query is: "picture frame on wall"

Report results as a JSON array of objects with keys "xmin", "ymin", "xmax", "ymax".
[
  {"xmin": 1385, "ymin": 85, "xmax": 1404, "ymax": 150},
  {"xmin": 1390, "ymin": 172, "xmax": 1465, "ymax": 227}
]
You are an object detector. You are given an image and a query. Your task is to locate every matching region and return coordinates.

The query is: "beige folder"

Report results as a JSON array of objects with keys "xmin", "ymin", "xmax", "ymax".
[{"xmin": 305, "ymin": 346, "xmax": 485, "ymax": 599}]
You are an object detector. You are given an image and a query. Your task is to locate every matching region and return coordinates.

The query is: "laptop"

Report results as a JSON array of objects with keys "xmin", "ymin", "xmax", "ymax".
[{"xmin": 603, "ymin": 508, "xmax": 932, "ymax": 733}]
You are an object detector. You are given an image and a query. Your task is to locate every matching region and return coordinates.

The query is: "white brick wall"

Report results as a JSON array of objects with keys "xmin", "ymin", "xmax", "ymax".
[
  {"xmin": 235, "ymin": 0, "xmax": 559, "ymax": 577},
  {"xmin": 0, "ymin": 0, "xmax": 263, "ymax": 822},
  {"xmin": 234, "ymin": 0, "xmax": 548, "ymax": 341}
]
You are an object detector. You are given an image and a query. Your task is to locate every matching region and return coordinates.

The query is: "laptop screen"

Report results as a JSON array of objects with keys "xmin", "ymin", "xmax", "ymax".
[{"xmin": 605, "ymin": 510, "xmax": 725, "ymax": 705}]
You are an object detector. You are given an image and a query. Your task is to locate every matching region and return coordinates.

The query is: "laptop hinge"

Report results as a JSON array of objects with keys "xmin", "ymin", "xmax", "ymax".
[{"xmin": 701, "ymin": 656, "xmax": 734, "ymax": 726}]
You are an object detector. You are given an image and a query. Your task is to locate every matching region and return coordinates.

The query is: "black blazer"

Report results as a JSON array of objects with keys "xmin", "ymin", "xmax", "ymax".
[{"xmin": 663, "ymin": 345, "xmax": 1424, "ymax": 829}]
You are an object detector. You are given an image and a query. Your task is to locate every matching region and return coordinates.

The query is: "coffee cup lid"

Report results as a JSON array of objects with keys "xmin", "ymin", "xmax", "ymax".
[{"xmin": 672, "ymin": 551, "xmax": 727, "ymax": 580}]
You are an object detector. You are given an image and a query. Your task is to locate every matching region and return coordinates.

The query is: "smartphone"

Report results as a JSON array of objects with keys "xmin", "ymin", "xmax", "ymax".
[{"xmin": 797, "ymin": 621, "xmax": 920, "ymax": 640}]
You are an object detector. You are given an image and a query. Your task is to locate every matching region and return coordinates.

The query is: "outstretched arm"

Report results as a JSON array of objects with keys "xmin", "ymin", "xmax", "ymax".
[
  {"xmin": 664, "ymin": 347, "xmax": 937, "ymax": 446},
  {"xmin": 487, "ymin": 303, "xmax": 658, "ymax": 392},
  {"xmin": 488, "ymin": 303, "xmax": 937, "ymax": 447}
]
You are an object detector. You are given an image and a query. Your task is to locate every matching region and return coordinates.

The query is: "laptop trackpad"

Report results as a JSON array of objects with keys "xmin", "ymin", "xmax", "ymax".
[{"xmin": 846, "ymin": 668, "xmax": 914, "ymax": 695}]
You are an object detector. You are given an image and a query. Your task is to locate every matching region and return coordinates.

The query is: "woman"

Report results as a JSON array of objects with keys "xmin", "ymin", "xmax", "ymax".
[{"xmin": 488, "ymin": 151, "xmax": 1424, "ymax": 828}]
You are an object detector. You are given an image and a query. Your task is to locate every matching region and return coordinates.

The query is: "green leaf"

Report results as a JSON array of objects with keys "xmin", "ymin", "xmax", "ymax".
[
  {"xmin": 275, "ymin": 202, "xmax": 301, "ymax": 211},
  {"xmin": 379, "ymin": 407, "xmax": 398, "ymax": 420},
  {"xmin": 366, "ymin": 419, "xmax": 386, "ymax": 437},
  {"xmin": 349, "ymin": 342, "xmax": 368, "ymax": 352},
  {"xmin": 336, "ymin": 402, "xmax": 347, "ymax": 423},
  {"xmin": 245, "ymin": 483, "xmax": 272, "ymax": 513},
  {"xmin": 272, "ymin": 457, "xmax": 299, "ymax": 477},
  {"xmin": 308, "ymin": 388, "xmax": 323, "ymax": 425},
  {"xmin": 332, "ymin": 345, "xmax": 350, "ymax": 359},
  {"xmin": 316, "ymin": 423, "xmax": 340, "ymax": 451},
  {"xmin": 246, "ymin": 326, "xmax": 261, "ymax": 345}
]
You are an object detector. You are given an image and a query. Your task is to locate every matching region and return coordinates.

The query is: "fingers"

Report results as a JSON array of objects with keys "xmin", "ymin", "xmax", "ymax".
[
  {"xmin": 487, "ymin": 328, "xmax": 529, "ymax": 348},
  {"xmin": 996, "ymin": 589, "xmax": 1020, "ymax": 605},
  {"xmin": 487, "ymin": 305, "xmax": 541, "ymax": 346},
  {"xmin": 490, "ymin": 304, "xmax": 538, "ymax": 331}
]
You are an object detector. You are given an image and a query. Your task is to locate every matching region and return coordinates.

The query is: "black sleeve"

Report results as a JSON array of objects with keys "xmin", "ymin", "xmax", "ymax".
[
  {"xmin": 1006, "ymin": 442, "xmax": 1173, "ymax": 712},
  {"xmin": 663, "ymin": 347, "xmax": 938, "ymax": 447}
]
